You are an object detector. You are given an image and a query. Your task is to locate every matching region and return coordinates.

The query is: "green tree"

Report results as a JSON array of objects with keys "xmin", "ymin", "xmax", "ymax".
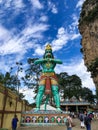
[
  {"xmin": 66, "ymin": 75, "xmax": 82, "ymax": 99},
  {"xmin": 58, "ymin": 73, "xmax": 82, "ymax": 99},
  {"xmin": 0, "ymin": 71, "xmax": 19, "ymax": 90},
  {"xmin": 57, "ymin": 72, "xmax": 68, "ymax": 89},
  {"xmin": 80, "ymin": 87, "xmax": 95, "ymax": 103},
  {"xmin": 0, "ymin": 72, "xmax": 5, "ymax": 85},
  {"xmin": 57, "ymin": 72, "xmax": 95, "ymax": 103},
  {"xmin": 22, "ymin": 58, "xmax": 42, "ymax": 99},
  {"xmin": 0, "ymin": 64, "xmax": 23, "ymax": 94}
]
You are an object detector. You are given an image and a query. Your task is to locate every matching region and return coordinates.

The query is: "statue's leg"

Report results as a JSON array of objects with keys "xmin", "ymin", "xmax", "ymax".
[
  {"xmin": 51, "ymin": 85, "xmax": 61, "ymax": 111},
  {"xmin": 35, "ymin": 85, "xmax": 45, "ymax": 111}
]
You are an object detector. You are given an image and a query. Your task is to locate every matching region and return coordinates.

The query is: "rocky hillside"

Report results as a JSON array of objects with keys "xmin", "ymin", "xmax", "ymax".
[{"xmin": 78, "ymin": 0, "xmax": 98, "ymax": 89}]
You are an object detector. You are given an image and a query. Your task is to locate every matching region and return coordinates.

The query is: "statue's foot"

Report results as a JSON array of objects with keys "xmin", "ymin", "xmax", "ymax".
[
  {"xmin": 56, "ymin": 108, "xmax": 62, "ymax": 112},
  {"xmin": 34, "ymin": 108, "xmax": 40, "ymax": 112}
]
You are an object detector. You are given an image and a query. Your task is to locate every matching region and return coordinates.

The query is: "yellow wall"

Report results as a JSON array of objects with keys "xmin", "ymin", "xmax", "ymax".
[
  {"xmin": 0, "ymin": 84, "xmax": 32, "ymax": 130},
  {"xmin": 0, "ymin": 92, "xmax": 4, "ymax": 110}
]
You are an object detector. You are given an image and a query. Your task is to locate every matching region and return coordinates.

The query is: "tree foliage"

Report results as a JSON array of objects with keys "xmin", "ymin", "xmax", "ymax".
[
  {"xmin": 80, "ymin": 87, "xmax": 95, "ymax": 103},
  {"xmin": 0, "ymin": 71, "xmax": 20, "ymax": 90},
  {"xmin": 22, "ymin": 58, "xmax": 42, "ymax": 98},
  {"xmin": 57, "ymin": 72, "xmax": 95, "ymax": 103}
]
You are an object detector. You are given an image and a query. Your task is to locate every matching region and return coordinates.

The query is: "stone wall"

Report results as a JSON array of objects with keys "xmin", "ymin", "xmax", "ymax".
[{"xmin": 0, "ymin": 84, "xmax": 32, "ymax": 130}]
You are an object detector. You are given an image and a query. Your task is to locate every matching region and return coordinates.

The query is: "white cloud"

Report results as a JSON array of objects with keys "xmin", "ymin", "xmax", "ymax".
[
  {"xmin": 0, "ymin": 22, "xmax": 49, "ymax": 73},
  {"xmin": 72, "ymin": 14, "xmax": 79, "ymax": 26},
  {"xmin": 0, "ymin": 0, "xmax": 24, "ymax": 10},
  {"xmin": 49, "ymin": 12, "xmax": 81, "ymax": 52},
  {"xmin": 30, "ymin": 0, "xmax": 43, "ymax": 9},
  {"xmin": 0, "ymin": 21, "xmax": 49, "ymax": 55},
  {"xmin": 55, "ymin": 59, "xmax": 96, "ymax": 93},
  {"xmin": 39, "ymin": 15, "xmax": 48, "ymax": 22},
  {"xmin": 0, "ymin": 59, "xmax": 10, "ymax": 73},
  {"xmin": 68, "ymin": 14, "xmax": 80, "ymax": 35},
  {"xmin": 0, "ymin": 25, "xmax": 11, "ymax": 43},
  {"xmin": 0, "ymin": 0, "xmax": 3, "ymax": 4},
  {"xmin": 51, "ymin": 27, "xmax": 80, "ymax": 52},
  {"xmin": 22, "ymin": 23, "xmax": 49, "ymax": 38},
  {"xmin": 0, "ymin": 37, "xmax": 27, "ymax": 55},
  {"xmin": 13, "ymin": 0, "xmax": 25, "ymax": 9},
  {"xmin": 71, "ymin": 33, "xmax": 80, "ymax": 40},
  {"xmin": 20, "ymin": 87, "xmax": 35, "ymax": 103},
  {"xmin": 48, "ymin": 1, "xmax": 58, "ymax": 14},
  {"xmin": 0, "ymin": 34, "xmax": 30, "ymax": 55},
  {"xmin": 51, "ymin": 4, "xmax": 58, "ymax": 14},
  {"xmin": 3, "ymin": 0, "xmax": 12, "ymax": 8},
  {"xmin": 34, "ymin": 45, "xmax": 45, "ymax": 56},
  {"xmin": 76, "ymin": 0, "xmax": 85, "ymax": 9},
  {"xmin": 52, "ymin": 27, "xmax": 69, "ymax": 51}
]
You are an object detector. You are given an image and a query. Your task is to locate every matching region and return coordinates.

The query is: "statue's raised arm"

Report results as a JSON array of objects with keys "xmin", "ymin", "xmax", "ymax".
[
  {"xmin": 34, "ymin": 58, "xmax": 47, "ymax": 65},
  {"xmin": 50, "ymin": 58, "xmax": 62, "ymax": 64}
]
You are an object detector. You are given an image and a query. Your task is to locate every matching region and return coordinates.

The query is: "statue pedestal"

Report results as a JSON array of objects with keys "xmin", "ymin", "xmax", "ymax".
[{"xmin": 21, "ymin": 110, "xmax": 68, "ymax": 126}]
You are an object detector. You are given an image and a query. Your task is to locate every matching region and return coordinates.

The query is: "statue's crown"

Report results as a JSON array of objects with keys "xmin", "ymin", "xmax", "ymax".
[{"xmin": 45, "ymin": 44, "xmax": 52, "ymax": 50}]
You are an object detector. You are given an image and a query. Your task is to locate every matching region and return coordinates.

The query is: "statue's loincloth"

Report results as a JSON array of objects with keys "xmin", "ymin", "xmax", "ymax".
[{"xmin": 39, "ymin": 72, "xmax": 58, "ymax": 94}]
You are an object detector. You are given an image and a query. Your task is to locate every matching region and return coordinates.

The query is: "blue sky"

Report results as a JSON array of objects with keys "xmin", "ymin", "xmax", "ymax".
[{"xmin": 0, "ymin": 0, "xmax": 96, "ymax": 103}]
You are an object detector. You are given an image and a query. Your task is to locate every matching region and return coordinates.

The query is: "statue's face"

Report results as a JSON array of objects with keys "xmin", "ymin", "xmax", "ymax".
[{"xmin": 45, "ymin": 50, "xmax": 53, "ymax": 58}]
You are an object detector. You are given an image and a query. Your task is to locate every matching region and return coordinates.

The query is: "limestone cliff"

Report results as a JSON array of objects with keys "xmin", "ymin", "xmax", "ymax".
[{"xmin": 78, "ymin": 0, "xmax": 98, "ymax": 88}]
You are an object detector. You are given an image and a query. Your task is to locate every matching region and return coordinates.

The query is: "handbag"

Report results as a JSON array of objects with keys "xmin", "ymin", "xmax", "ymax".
[{"xmin": 71, "ymin": 122, "xmax": 75, "ymax": 127}]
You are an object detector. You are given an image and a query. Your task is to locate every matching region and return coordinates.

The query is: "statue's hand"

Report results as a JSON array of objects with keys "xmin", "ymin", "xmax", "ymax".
[
  {"xmin": 48, "ymin": 58, "xmax": 51, "ymax": 61},
  {"xmin": 47, "ymin": 58, "xmax": 53, "ymax": 62}
]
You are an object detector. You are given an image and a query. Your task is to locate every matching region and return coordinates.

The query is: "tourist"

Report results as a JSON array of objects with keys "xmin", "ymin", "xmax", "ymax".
[
  {"xmin": 79, "ymin": 112, "xmax": 85, "ymax": 128},
  {"xmin": 12, "ymin": 115, "xmax": 18, "ymax": 130},
  {"xmin": 66, "ymin": 114, "xmax": 73, "ymax": 130},
  {"xmin": 84, "ymin": 111, "xmax": 92, "ymax": 130}
]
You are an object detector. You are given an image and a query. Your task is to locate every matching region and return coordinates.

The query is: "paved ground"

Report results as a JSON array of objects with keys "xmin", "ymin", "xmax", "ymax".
[
  {"xmin": 18, "ymin": 118, "xmax": 98, "ymax": 130},
  {"xmin": 72, "ymin": 118, "xmax": 98, "ymax": 130}
]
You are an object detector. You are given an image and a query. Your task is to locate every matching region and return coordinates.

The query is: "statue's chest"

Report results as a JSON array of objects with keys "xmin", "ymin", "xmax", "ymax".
[
  {"xmin": 42, "ymin": 62, "xmax": 55, "ymax": 70},
  {"xmin": 45, "ymin": 62, "xmax": 52, "ymax": 69}
]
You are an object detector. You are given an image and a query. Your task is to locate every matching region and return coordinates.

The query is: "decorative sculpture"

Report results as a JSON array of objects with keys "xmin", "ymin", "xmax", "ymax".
[{"xmin": 34, "ymin": 44, "xmax": 62, "ymax": 111}]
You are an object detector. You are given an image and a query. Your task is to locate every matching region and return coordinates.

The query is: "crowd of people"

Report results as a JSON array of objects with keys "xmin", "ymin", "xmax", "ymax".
[
  {"xmin": 79, "ymin": 111, "xmax": 92, "ymax": 130},
  {"xmin": 65, "ymin": 110, "xmax": 98, "ymax": 130}
]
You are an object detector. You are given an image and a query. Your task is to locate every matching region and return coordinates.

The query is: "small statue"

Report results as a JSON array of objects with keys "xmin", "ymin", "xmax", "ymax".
[{"xmin": 34, "ymin": 44, "xmax": 62, "ymax": 111}]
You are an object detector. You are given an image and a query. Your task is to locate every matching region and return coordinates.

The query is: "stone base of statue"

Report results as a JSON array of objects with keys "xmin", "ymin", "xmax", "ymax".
[{"xmin": 21, "ymin": 105, "xmax": 68, "ymax": 126}]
